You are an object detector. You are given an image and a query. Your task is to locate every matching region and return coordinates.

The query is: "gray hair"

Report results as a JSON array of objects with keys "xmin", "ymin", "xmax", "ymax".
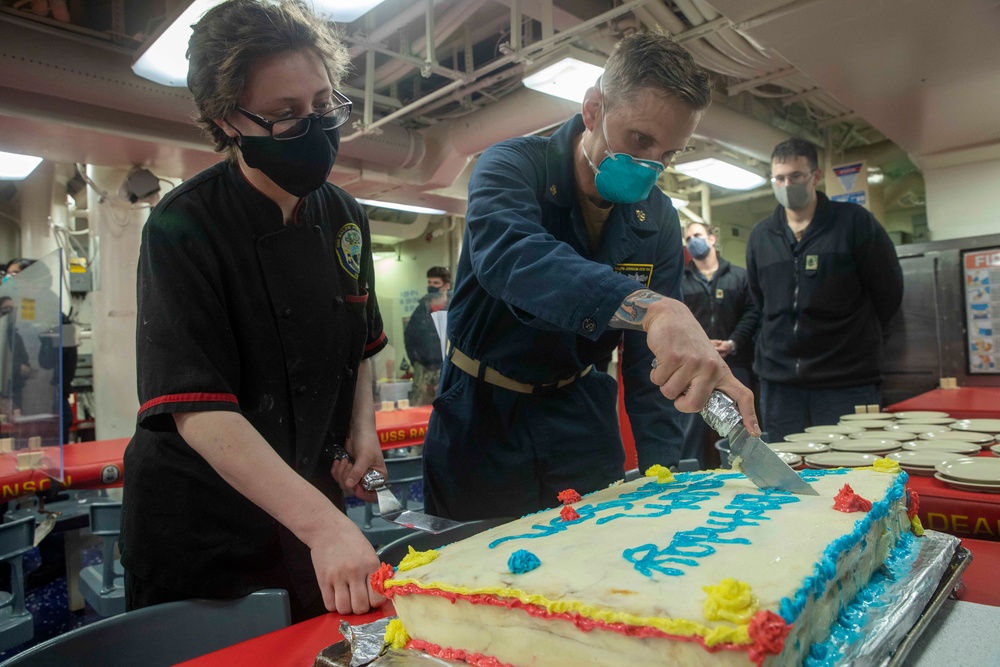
[{"xmin": 601, "ymin": 32, "xmax": 712, "ymax": 112}]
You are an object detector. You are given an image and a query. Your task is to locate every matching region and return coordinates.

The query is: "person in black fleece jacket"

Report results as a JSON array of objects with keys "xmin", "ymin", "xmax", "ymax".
[{"xmin": 747, "ymin": 138, "xmax": 903, "ymax": 442}]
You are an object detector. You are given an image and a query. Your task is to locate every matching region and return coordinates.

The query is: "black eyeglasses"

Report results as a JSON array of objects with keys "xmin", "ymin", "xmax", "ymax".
[{"xmin": 235, "ymin": 90, "xmax": 352, "ymax": 140}]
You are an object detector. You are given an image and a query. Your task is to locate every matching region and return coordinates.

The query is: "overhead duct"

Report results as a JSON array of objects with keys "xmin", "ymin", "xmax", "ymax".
[{"xmin": 692, "ymin": 103, "xmax": 792, "ymax": 163}]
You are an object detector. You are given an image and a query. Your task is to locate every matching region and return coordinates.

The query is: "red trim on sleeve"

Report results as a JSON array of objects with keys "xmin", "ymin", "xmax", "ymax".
[
  {"xmin": 139, "ymin": 392, "xmax": 239, "ymax": 414},
  {"xmin": 365, "ymin": 331, "xmax": 387, "ymax": 352},
  {"xmin": 345, "ymin": 292, "xmax": 369, "ymax": 304}
]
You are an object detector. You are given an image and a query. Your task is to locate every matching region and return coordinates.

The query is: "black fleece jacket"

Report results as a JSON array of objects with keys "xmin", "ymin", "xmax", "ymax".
[
  {"xmin": 681, "ymin": 256, "xmax": 759, "ymax": 369},
  {"xmin": 746, "ymin": 192, "xmax": 903, "ymax": 388}
]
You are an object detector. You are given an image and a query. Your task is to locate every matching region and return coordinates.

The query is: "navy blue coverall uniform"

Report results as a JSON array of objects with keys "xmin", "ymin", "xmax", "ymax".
[
  {"xmin": 121, "ymin": 161, "xmax": 387, "ymax": 622},
  {"xmin": 422, "ymin": 114, "xmax": 685, "ymax": 521},
  {"xmin": 746, "ymin": 191, "xmax": 903, "ymax": 441},
  {"xmin": 679, "ymin": 257, "xmax": 759, "ymax": 463}
]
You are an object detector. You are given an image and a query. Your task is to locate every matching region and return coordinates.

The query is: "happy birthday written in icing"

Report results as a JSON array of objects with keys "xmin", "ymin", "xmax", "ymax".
[{"xmin": 624, "ymin": 487, "xmax": 800, "ymax": 577}]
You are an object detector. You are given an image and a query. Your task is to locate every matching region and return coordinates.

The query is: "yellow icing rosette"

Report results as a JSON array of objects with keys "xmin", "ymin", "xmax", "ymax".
[
  {"xmin": 871, "ymin": 457, "xmax": 901, "ymax": 474},
  {"xmin": 398, "ymin": 546, "xmax": 439, "ymax": 572},
  {"xmin": 702, "ymin": 578, "xmax": 758, "ymax": 624},
  {"xmin": 644, "ymin": 464, "xmax": 676, "ymax": 484}
]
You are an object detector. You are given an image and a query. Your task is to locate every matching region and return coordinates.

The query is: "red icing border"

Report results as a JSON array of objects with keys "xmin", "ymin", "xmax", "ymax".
[
  {"xmin": 407, "ymin": 639, "xmax": 515, "ymax": 667},
  {"xmin": 833, "ymin": 484, "xmax": 872, "ymax": 513}
]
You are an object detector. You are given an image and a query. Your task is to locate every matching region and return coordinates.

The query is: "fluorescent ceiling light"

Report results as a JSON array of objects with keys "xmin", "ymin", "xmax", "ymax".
[
  {"xmin": 356, "ymin": 198, "xmax": 446, "ymax": 215},
  {"xmin": 523, "ymin": 47, "xmax": 605, "ymax": 103},
  {"xmin": 673, "ymin": 158, "xmax": 767, "ymax": 191},
  {"xmin": 132, "ymin": 0, "xmax": 390, "ymax": 87},
  {"xmin": 0, "ymin": 150, "xmax": 43, "ymax": 180}
]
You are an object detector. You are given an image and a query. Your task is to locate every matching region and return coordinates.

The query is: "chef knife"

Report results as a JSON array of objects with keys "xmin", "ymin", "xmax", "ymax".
[{"xmin": 700, "ymin": 390, "xmax": 819, "ymax": 495}]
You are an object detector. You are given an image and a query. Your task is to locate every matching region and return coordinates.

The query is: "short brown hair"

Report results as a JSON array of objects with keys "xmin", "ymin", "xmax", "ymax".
[
  {"xmin": 772, "ymin": 138, "xmax": 819, "ymax": 172},
  {"xmin": 187, "ymin": 0, "xmax": 349, "ymax": 157},
  {"xmin": 427, "ymin": 266, "xmax": 451, "ymax": 283},
  {"xmin": 601, "ymin": 32, "xmax": 712, "ymax": 112}
]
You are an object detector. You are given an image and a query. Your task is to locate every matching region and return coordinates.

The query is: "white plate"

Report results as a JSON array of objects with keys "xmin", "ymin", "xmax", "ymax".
[
  {"xmin": 804, "ymin": 452, "xmax": 878, "ymax": 468},
  {"xmin": 831, "ymin": 439, "xmax": 902, "ymax": 454},
  {"xmin": 901, "ymin": 440, "xmax": 982, "ymax": 455},
  {"xmin": 888, "ymin": 449, "xmax": 968, "ymax": 468},
  {"xmin": 839, "ymin": 420, "xmax": 899, "ymax": 430},
  {"xmin": 768, "ymin": 442, "xmax": 830, "ymax": 455},
  {"xmin": 895, "ymin": 418, "xmax": 954, "ymax": 426},
  {"xmin": 777, "ymin": 452, "xmax": 803, "ymax": 467},
  {"xmin": 840, "ymin": 413, "xmax": 894, "ymax": 421},
  {"xmin": 932, "ymin": 473, "xmax": 1000, "ymax": 494},
  {"xmin": 784, "ymin": 432, "xmax": 848, "ymax": 443},
  {"xmin": 892, "ymin": 423, "xmax": 951, "ymax": 432},
  {"xmin": 918, "ymin": 431, "xmax": 995, "ymax": 444},
  {"xmin": 935, "ymin": 458, "xmax": 1000, "ymax": 484},
  {"xmin": 849, "ymin": 430, "xmax": 917, "ymax": 442},
  {"xmin": 892, "ymin": 411, "xmax": 951, "ymax": 420},
  {"xmin": 992, "ymin": 444, "xmax": 1000, "ymax": 457},
  {"xmin": 804, "ymin": 424, "xmax": 865, "ymax": 435},
  {"xmin": 949, "ymin": 419, "xmax": 1000, "ymax": 435}
]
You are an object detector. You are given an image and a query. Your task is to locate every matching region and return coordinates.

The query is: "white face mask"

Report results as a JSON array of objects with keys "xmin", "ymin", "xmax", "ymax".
[{"xmin": 773, "ymin": 181, "xmax": 812, "ymax": 210}]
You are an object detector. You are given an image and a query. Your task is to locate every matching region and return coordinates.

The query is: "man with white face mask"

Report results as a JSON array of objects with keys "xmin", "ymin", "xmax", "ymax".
[
  {"xmin": 422, "ymin": 33, "xmax": 759, "ymax": 521},
  {"xmin": 746, "ymin": 138, "xmax": 903, "ymax": 442}
]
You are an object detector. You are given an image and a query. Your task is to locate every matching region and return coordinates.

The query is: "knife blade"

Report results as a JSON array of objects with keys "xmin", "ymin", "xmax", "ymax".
[{"xmin": 700, "ymin": 390, "xmax": 819, "ymax": 496}]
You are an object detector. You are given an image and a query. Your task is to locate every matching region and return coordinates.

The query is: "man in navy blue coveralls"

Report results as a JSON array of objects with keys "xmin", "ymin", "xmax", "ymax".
[{"xmin": 422, "ymin": 34, "xmax": 759, "ymax": 521}]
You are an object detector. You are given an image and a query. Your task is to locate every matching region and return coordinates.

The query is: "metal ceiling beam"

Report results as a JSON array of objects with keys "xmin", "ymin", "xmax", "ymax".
[{"xmin": 727, "ymin": 67, "xmax": 797, "ymax": 95}]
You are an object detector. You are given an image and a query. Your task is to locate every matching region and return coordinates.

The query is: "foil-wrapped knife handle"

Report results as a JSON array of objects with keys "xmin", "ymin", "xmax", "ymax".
[{"xmin": 699, "ymin": 391, "xmax": 743, "ymax": 438}]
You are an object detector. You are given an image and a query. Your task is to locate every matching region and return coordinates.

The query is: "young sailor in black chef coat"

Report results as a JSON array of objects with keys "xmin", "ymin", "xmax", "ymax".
[{"xmin": 121, "ymin": 0, "xmax": 388, "ymax": 622}]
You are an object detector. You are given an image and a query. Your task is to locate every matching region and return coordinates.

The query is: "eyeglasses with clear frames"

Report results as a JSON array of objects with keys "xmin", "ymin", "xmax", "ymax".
[
  {"xmin": 235, "ymin": 89, "xmax": 353, "ymax": 140},
  {"xmin": 769, "ymin": 170, "xmax": 815, "ymax": 186}
]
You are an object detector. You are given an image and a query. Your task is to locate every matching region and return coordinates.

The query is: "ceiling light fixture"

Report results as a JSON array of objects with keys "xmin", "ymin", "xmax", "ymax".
[
  {"xmin": 133, "ymin": 0, "xmax": 391, "ymax": 87},
  {"xmin": 522, "ymin": 46, "xmax": 605, "ymax": 103},
  {"xmin": 356, "ymin": 199, "xmax": 446, "ymax": 216},
  {"xmin": 673, "ymin": 157, "xmax": 767, "ymax": 191},
  {"xmin": 0, "ymin": 150, "xmax": 43, "ymax": 180}
]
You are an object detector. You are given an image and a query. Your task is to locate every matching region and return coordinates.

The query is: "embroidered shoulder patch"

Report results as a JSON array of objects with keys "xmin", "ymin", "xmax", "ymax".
[
  {"xmin": 336, "ymin": 223, "xmax": 363, "ymax": 279},
  {"xmin": 614, "ymin": 263, "xmax": 653, "ymax": 287}
]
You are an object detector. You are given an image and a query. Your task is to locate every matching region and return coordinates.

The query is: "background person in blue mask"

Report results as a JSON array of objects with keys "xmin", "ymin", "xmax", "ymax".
[
  {"xmin": 403, "ymin": 266, "xmax": 451, "ymax": 405},
  {"xmin": 746, "ymin": 138, "xmax": 903, "ymax": 442},
  {"xmin": 122, "ymin": 0, "xmax": 389, "ymax": 622},
  {"xmin": 679, "ymin": 222, "xmax": 759, "ymax": 466},
  {"xmin": 422, "ymin": 32, "xmax": 759, "ymax": 521}
]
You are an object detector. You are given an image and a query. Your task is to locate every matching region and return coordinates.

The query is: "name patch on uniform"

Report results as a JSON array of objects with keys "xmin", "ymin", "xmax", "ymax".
[
  {"xmin": 614, "ymin": 263, "xmax": 653, "ymax": 287},
  {"xmin": 336, "ymin": 223, "xmax": 363, "ymax": 279},
  {"xmin": 716, "ymin": 288, "xmax": 725, "ymax": 300},
  {"xmin": 805, "ymin": 255, "xmax": 819, "ymax": 271}
]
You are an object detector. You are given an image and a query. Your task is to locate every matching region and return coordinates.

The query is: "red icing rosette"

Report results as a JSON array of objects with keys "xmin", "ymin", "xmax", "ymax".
[
  {"xmin": 906, "ymin": 487, "xmax": 920, "ymax": 520},
  {"xmin": 370, "ymin": 562, "xmax": 396, "ymax": 597},
  {"xmin": 557, "ymin": 489, "xmax": 582, "ymax": 505},
  {"xmin": 747, "ymin": 610, "xmax": 791, "ymax": 666},
  {"xmin": 833, "ymin": 483, "xmax": 873, "ymax": 513},
  {"xmin": 560, "ymin": 505, "xmax": 581, "ymax": 522}
]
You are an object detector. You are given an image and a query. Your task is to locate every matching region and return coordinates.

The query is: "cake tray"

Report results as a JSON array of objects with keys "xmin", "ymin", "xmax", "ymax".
[{"xmin": 317, "ymin": 532, "xmax": 969, "ymax": 667}]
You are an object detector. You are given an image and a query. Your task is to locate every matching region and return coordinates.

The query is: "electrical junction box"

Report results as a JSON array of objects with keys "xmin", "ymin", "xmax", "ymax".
[{"xmin": 70, "ymin": 270, "xmax": 93, "ymax": 292}]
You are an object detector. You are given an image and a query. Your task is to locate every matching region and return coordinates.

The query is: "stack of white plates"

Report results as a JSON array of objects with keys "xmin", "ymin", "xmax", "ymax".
[
  {"xmin": 991, "ymin": 444, "xmax": 1000, "ymax": 457},
  {"xmin": 896, "ymin": 418, "xmax": 953, "ymax": 427},
  {"xmin": 840, "ymin": 419, "xmax": 898, "ymax": 430},
  {"xmin": 768, "ymin": 442, "xmax": 829, "ymax": 455},
  {"xmin": 949, "ymin": 419, "xmax": 1000, "ymax": 437},
  {"xmin": 804, "ymin": 451, "xmax": 878, "ymax": 469},
  {"xmin": 804, "ymin": 424, "xmax": 865, "ymax": 435},
  {"xmin": 785, "ymin": 432, "xmax": 847, "ymax": 443},
  {"xmin": 850, "ymin": 430, "xmax": 918, "ymax": 442},
  {"xmin": 890, "ymin": 422, "xmax": 951, "ymax": 433},
  {"xmin": 776, "ymin": 451, "xmax": 803, "ymax": 468},
  {"xmin": 887, "ymin": 450, "xmax": 968, "ymax": 476},
  {"xmin": 831, "ymin": 439, "xmax": 901, "ymax": 455},
  {"xmin": 934, "ymin": 458, "xmax": 1000, "ymax": 493},
  {"xmin": 901, "ymin": 440, "xmax": 982, "ymax": 455}
]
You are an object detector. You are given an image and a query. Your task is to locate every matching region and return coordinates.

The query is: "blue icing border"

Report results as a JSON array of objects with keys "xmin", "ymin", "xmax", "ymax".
[
  {"xmin": 802, "ymin": 531, "xmax": 919, "ymax": 666},
  {"xmin": 778, "ymin": 470, "xmax": 909, "ymax": 624}
]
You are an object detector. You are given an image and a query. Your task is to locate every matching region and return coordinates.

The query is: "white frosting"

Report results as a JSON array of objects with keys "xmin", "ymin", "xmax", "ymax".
[{"xmin": 389, "ymin": 469, "xmax": 908, "ymax": 667}]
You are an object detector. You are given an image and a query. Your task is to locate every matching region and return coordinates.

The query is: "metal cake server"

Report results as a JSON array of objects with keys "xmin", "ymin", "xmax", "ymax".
[
  {"xmin": 700, "ymin": 390, "xmax": 820, "ymax": 495},
  {"xmin": 331, "ymin": 445, "xmax": 464, "ymax": 534}
]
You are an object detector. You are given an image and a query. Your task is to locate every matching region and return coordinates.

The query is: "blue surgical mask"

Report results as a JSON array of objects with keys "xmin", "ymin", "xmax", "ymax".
[
  {"xmin": 584, "ymin": 93, "xmax": 663, "ymax": 204},
  {"xmin": 687, "ymin": 237, "xmax": 711, "ymax": 260}
]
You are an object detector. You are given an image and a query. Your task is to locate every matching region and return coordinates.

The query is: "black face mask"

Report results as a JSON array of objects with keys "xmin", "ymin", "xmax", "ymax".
[{"xmin": 238, "ymin": 123, "xmax": 339, "ymax": 198}]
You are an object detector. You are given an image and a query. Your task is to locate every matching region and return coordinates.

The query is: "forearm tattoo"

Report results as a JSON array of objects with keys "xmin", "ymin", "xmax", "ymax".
[{"xmin": 609, "ymin": 289, "xmax": 664, "ymax": 331}]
